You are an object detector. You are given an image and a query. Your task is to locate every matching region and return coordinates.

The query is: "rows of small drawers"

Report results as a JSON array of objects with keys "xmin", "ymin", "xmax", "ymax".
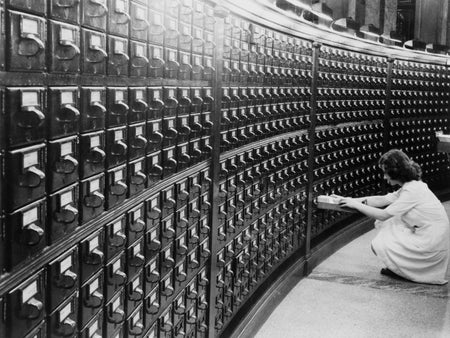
[
  {"xmin": 316, "ymin": 99, "xmax": 385, "ymax": 111},
  {"xmin": 391, "ymin": 78, "xmax": 450, "ymax": 90},
  {"xmin": 0, "ymin": 248, "xmax": 210, "ymax": 338},
  {"xmin": 2, "ymin": 0, "xmax": 217, "ymax": 80},
  {"xmin": 0, "ymin": 169, "xmax": 213, "ymax": 338},
  {"xmin": 223, "ymin": 17, "xmax": 313, "ymax": 86},
  {"xmin": 0, "ymin": 158, "xmax": 212, "ymax": 271},
  {"xmin": 0, "ymin": 86, "xmax": 214, "ymax": 150},
  {"xmin": 392, "ymin": 69, "xmax": 449, "ymax": 80},
  {"xmin": 317, "ymin": 72, "xmax": 387, "ymax": 88},
  {"xmin": 318, "ymin": 59, "xmax": 388, "ymax": 76},
  {"xmin": 1, "ymin": 0, "xmax": 215, "ymax": 33},
  {"xmin": 317, "ymin": 88, "xmax": 386, "ymax": 100},
  {"xmin": 216, "ymin": 165, "xmax": 309, "ymax": 247},
  {"xmin": 393, "ymin": 61, "xmax": 449, "ymax": 77},
  {"xmin": 391, "ymin": 90, "xmax": 450, "ymax": 99},
  {"xmin": 222, "ymin": 62, "xmax": 313, "ymax": 86},
  {"xmin": 223, "ymin": 33, "xmax": 313, "ymax": 68},
  {"xmin": 319, "ymin": 46, "xmax": 386, "ymax": 65},
  {"xmin": 221, "ymin": 86, "xmax": 312, "ymax": 108},
  {"xmin": 0, "ymin": 132, "xmax": 212, "ymax": 214},
  {"xmin": 216, "ymin": 233, "xmax": 300, "ymax": 333},
  {"xmin": 0, "ymin": 85, "xmax": 215, "ymax": 211},
  {"xmin": 224, "ymin": 15, "xmax": 313, "ymax": 64},
  {"xmin": 214, "ymin": 200, "xmax": 305, "ymax": 333}
]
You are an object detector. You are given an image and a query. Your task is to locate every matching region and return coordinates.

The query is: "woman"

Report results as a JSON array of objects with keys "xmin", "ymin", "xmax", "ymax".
[{"xmin": 336, "ymin": 149, "xmax": 450, "ymax": 285}]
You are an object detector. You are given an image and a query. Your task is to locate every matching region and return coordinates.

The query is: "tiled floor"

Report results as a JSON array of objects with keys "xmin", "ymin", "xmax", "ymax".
[{"xmin": 242, "ymin": 201, "xmax": 450, "ymax": 338}]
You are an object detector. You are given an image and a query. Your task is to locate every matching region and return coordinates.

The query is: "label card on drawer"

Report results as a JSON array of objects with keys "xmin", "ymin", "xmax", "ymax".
[
  {"xmin": 115, "ymin": 40, "xmax": 125, "ymax": 53},
  {"xmin": 168, "ymin": 51, "xmax": 176, "ymax": 61},
  {"xmin": 116, "ymin": 0, "xmax": 126, "ymax": 11},
  {"xmin": 150, "ymin": 259, "xmax": 156, "ymax": 271},
  {"xmin": 134, "ymin": 161, "xmax": 142, "ymax": 172},
  {"xmin": 90, "ymin": 179, "xmax": 100, "ymax": 193},
  {"xmin": 89, "ymin": 320, "xmax": 98, "ymax": 337},
  {"xmin": 132, "ymin": 311, "xmax": 140, "ymax": 325},
  {"xmin": 22, "ymin": 281, "xmax": 38, "ymax": 303},
  {"xmin": 60, "ymin": 255, "xmax": 72, "ymax": 273},
  {"xmin": 194, "ymin": 29, "xmax": 202, "ymax": 41},
  {"xmin": 115, "ymin": 91, "xmax": 124, "ymax": 102},
  {"xmin": 61, "ymin": 91, "xmax": 74, "ymax": 105},
  {"xmin": 136, "ymin": 8, "xmax": 145, "ymax": 20},
  {"xmin": 133, "ymin": 208, "xmax": 142, "ymax": 220},
  {"xmin": 21, "ymin": 18, "xmax": 39, "ymax": 35},
  {"xmin": 150, "ymin": 198, "xmax": 158, "ymax": 209},
  {"xmin": 114, "ymin": 169, "xmax": 123, "ymax": 182},
  {"xmin": 89, "ymin": 236, "xmax": 99, "ymax": 251},
  {"xmin": 113, "ymin": 297, "xmax": 121, "ymax": 311},
  {"xmin": 164, "ymin": 247, "xmax": 171, "ymax": 259},
  {"xmin": 182, "ymin": 25, "xmax": 190, "ymax": 36},
  {"xmin": 135, "ymin": 126, "xmax": 143, "ymax": 135},
  {"xmin": 60, "ymin": 27, "xmax": 74, "ymax": 42},
  {"xmin": 150, "ymin": 291, "xmax": 156, "ymax": 303},
  {"xmin": 153, "ymin": 13, "xmax": 162, "ymax": 26},
  {"xmin": 23, "ymin": 151, "xmax": 38, "ymax": 168},
  {"xmin": 22, "ymin": 92, "xmax": 39, "ymax": 107},
  {"xmin": 59, "ymin": 302, "xmax": 72, "ymax": 321},
  {"xmin": 176, "ymin": 295, "xmax": 183, "ymax": 308},
  {"xmin": 165, "ymin": 219, "xmax": 172, "ymax": 231},
  {"xmin": 179, "ymin": 236, "xmax": 185, "ymax": 247},
  {"xmin": 135, "ymin": 90, "xmax": 143, "ymax": 100},
  {"xmin": 113, "ymin": 259, "xmax": 121, "ymax": 273},
  {"xmin": 90, "ymin": 34, "xmax": 102, "ymax": 48},
  {"xmin": 113, "ymin": 220, "xmax": 122, "ymax": 233},
  {"xmin": 168, "ymin": 19, "xmax": 177, "ymax": 31},
  {"xmin": 151, "ymin": 156, "xmax": 158, "ymax": 166},
  {"xmin": 23, "ymin": 207, "xmax": 38, "ymax": 225},
  {"xmin": 91, "ymin": 91, "xmax": 101, "ymax": 103},
  {"xmin": 133, "ymin": 277, "xmax": 140, "ymax": 290},
  {"xmin": 153, "ymin": 90, "xmax": 160, "ymax": 100},
  {"xmin": 163, "ymin": 311, "xmax": 170, "ymax": 323},
  {"xmin": 61, "ymin": 142, "xmax": 73, "ymax": 156},
  {"xmin": 133, "ymin": 242, "xmax": 141, "ymax": 255},
  {"xmin": 90, "ymin": 136, "xmax": 100, "ymax": 148},
  {"xmin": 153, "ymin": 47, "xmax": 161, "ymax": 59},
  {"xmin": 89, "ymin": 278, "xmax": 99, "ymax": 294},
  {"xmin": 60, "ymin": 191, "xmax": 73, "ymax": 206},
  {"xmin": 136, "ymin": 44, "xmax": 145, "ymax": 56}
]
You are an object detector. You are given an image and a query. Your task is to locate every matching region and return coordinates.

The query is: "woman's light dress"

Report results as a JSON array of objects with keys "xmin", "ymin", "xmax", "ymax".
[{"xmin": 372, "ymin": 180, "xmax": 450, "ymax": 285}]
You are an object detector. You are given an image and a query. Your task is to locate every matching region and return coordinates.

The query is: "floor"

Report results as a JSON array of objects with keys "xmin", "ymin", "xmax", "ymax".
[{"xmin": 239, "ymin": 201, "xmax": 450, "ymax": 338}]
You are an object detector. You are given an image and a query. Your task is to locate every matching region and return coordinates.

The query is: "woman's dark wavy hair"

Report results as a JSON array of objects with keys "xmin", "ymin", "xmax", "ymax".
[{"xmin": 378, "ymin": 149, "xmax": 422, "ymax": 183}]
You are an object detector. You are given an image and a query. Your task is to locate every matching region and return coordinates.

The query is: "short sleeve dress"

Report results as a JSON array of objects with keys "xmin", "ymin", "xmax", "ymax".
[{"xmin": 371, "ymin": 180, "xmax": 450, "ymax": 285}]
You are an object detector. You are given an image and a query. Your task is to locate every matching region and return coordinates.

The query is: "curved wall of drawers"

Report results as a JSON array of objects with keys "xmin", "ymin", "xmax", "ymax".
[{"xmin": 0, "ymin": 0, "xmax": 449, "ymax": 337}]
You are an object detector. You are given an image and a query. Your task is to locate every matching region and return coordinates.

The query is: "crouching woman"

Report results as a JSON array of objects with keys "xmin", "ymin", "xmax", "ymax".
[{"xmin": 337, "ymin": 149, "xmax": 450, "ymax": 285}]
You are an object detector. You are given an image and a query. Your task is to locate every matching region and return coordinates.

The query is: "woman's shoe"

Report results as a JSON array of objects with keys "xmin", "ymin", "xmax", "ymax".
[{"xmin": 380, "ymin": 268, "xmax": 406, "ymax": 280}]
